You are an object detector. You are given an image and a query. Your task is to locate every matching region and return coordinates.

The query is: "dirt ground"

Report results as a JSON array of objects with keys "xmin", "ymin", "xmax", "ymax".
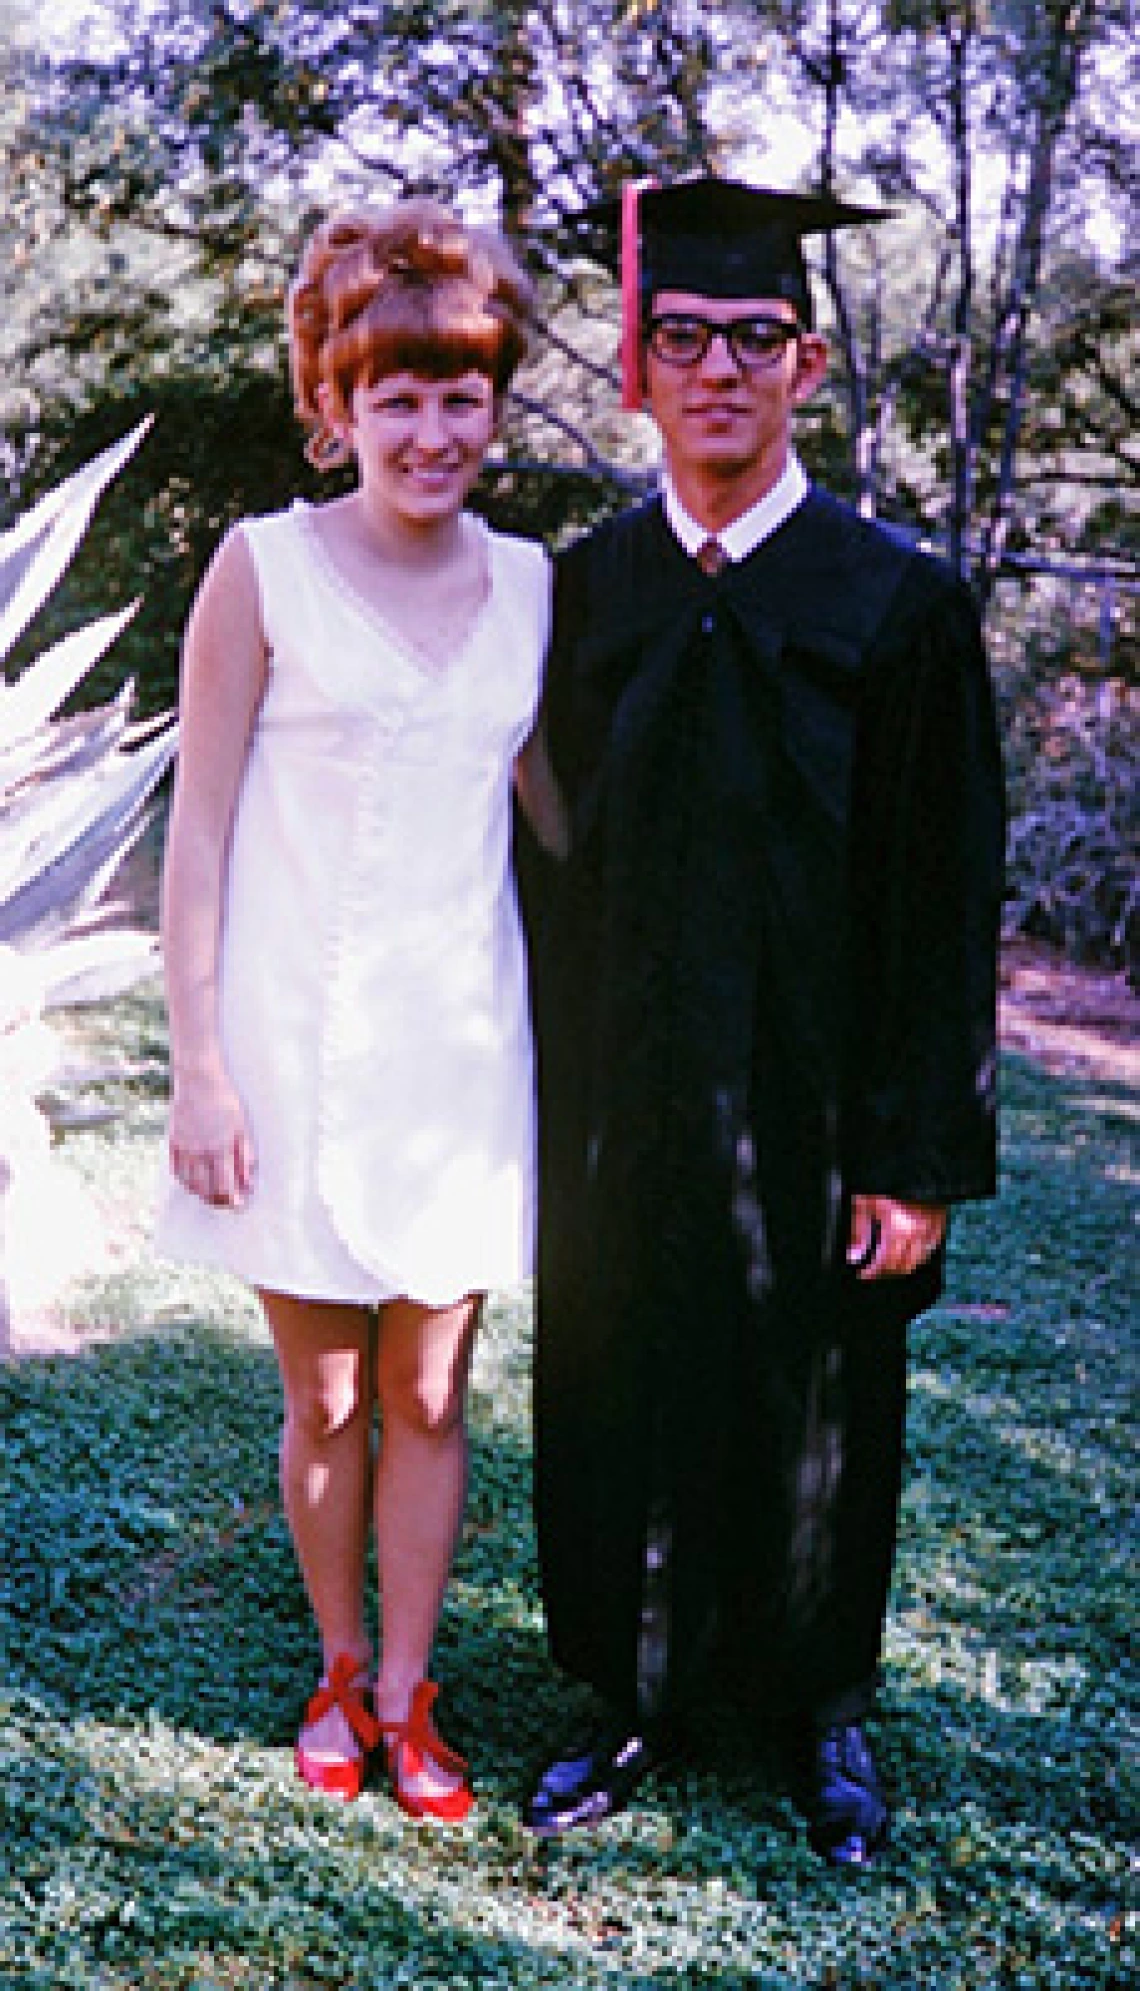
[{"xmin": 998, "ymin": 938, "xmax": 1139, "ymax": 1087}]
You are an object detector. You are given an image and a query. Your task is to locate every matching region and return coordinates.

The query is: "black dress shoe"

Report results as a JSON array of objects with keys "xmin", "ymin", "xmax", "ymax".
[
  {"xmin": 521, "ymin": 1712, "xmax": 678, "ymax": 1835},
  {"xmin": 801, "ymin": 1720, "xmax": 890, "ymax": 1868}
]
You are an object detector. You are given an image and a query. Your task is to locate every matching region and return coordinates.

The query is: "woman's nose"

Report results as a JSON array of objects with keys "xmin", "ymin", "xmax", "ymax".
[{"xmin": 413, "ymin": 398, "xmax": 449, "ymax": 449}]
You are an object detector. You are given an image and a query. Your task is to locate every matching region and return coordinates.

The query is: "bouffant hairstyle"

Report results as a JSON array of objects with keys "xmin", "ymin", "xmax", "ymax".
[{"xmin": 287, "ymin": 199, "xmax": 535, "ymax": 470}]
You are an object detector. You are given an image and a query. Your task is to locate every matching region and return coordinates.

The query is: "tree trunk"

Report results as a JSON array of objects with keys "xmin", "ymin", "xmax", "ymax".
[
  {"xmin": 945, "ymin": 12, "xmax": 973, "ymax": 581},
  {"xmin": 489, "ymin": 3, "xmax": 538, "ymax": 235},
  {"xmin": 975, "ymin": 7, "xmax": 1090, "ymax": 611}
]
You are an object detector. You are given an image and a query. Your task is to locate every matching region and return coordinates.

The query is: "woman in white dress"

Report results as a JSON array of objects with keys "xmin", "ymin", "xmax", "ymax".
[{"xmin": 158, "ymin": 201, "xmax": 565, "ymax": 1821}]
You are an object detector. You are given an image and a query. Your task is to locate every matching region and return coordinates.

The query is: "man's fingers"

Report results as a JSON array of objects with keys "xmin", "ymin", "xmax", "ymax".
[
  {"xmin": 846, "ymin": 1194, "xmax": 884, "ymax": 1274},
  {"xmin": 847, "ymin": 1210, "xmax": 882, "ymax": 1274},
  {"xmin": 850, "ymin": 1201, "xmax": 947, "ymax": 1280}
]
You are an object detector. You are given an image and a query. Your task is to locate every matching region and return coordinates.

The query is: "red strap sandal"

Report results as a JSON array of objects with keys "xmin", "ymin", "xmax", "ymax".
[
  {"xmin": 295, "ymin": 1653, "xmax": 380, "ymax": 1801},
  {"xmin": 379, "ymin": 1680, "xmax": 474, "ymax": 1824}
]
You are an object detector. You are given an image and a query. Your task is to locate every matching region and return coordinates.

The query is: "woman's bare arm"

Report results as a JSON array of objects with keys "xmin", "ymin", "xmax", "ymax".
[{"xmin": 161, "ymin": 526, "xmax": 268, "ymax": 1207}]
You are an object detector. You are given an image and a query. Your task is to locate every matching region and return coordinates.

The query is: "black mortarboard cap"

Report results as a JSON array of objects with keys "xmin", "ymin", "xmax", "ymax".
[{"xmin": 572, "ymin": 173, "xmax": 891, "ymax": 408}]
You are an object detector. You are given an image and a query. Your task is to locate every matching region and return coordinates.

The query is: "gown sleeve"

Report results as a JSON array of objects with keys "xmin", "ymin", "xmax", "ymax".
[{"xmin": 845, "ymin": 563, "xmax": 1005, "ymax": 1205}]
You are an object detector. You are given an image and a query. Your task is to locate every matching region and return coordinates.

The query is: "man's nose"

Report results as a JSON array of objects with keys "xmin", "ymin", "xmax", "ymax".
[{"xmin": 697, "ymin": 329, "xmax": 743, "ymax": 377}]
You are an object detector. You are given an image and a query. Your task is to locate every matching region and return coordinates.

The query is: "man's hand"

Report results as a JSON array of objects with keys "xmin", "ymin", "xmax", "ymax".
[{"xmin": 846, "ymin": 1194, "xmax": 947, "ymax": 1281}]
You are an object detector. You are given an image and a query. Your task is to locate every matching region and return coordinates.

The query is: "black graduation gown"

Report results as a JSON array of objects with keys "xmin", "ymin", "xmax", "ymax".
[{"xmin": 527, "ymin": 488, "xmax": 1004, "ymax": 1727}]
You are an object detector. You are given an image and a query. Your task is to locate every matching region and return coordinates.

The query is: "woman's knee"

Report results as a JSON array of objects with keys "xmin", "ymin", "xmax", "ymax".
[
  {"xmin": 263, "ymin": 1295, "xmax": 374, "ymax": 1451},
  {"xmin": 374, "ymin": 1296, "xmax": 477, "ymax": 1440},
  {"xmin": 284, "ymin": 1352, "xmax": 369, "ymax": 1448},
  {"xmin": 377, "ymin": 1360, "xmax": 465, "ymax": 1441}
]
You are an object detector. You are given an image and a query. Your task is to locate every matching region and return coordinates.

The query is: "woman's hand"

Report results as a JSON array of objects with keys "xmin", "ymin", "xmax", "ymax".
[
  {"xmin": 846, "ymin": 1194, "xmax": 947, "ymax": 1280},
  {"xmin": 168, "ymin": 1069, "xmax": 257, "ymax": 1209}
]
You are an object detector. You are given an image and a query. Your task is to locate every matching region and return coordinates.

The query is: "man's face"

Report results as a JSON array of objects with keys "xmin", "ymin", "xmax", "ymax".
[{"xmin": 644, "ymin": 291, "xmax": 827, "ymax": 488}]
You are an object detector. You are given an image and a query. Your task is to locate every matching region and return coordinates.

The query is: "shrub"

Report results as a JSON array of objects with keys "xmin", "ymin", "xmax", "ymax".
[
  {"xmin": 1000, "ymin": 668, "xmax": 1138, "ymax": 979},
  {"xmin": 1, "ymin": 420, "xmax": 176, "ymax": 1336}
]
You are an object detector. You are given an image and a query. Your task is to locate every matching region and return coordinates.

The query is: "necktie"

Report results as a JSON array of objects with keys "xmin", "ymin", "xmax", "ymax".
[{"xmin": 695, "ymin": 537, "xmax": 728, "ymax": 576}]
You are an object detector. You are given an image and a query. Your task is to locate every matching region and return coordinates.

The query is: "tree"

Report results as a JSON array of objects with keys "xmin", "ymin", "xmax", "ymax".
[
  {"xmin": 1, "ymin": 3, "xmax": 725, "ymax": 684},
  {"xmin": 2, "ymin": 0, "xmax": 1134, "ymax": 630},
  {"xmin": 3, "ymin": 2, "xmax": 1135, "ymax": 974},
  {"xmin": 734, "ymin": 0, "xmax": 1135, "ymax": 603}
]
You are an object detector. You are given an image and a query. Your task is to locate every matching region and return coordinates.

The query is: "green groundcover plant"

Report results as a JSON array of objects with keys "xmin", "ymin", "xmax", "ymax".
[{"xmin": 0, "ymin": 992, "xmax": 1136, "ymax": 1990}]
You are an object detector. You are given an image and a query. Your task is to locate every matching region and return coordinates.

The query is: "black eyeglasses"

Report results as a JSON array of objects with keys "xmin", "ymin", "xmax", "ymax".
[{"xmin": 647, "ymin": 313, "xmax": 803, "ymax": 372}]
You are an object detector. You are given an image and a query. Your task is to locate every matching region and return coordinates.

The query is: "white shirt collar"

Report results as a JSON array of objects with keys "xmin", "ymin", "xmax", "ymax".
[{"xmin": 662, "ymin": 452, "xmax": 809, "ymax": 564}]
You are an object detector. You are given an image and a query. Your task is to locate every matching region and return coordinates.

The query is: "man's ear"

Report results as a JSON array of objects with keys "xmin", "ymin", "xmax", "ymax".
[{"xmin": 791, "ymin": 333, "xmax": 828, "ymax": 406}]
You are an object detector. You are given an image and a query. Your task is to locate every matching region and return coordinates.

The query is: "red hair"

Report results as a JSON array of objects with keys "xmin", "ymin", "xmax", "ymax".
[{"xmin": 287, "ymin": 199, "xmax": 534, "ymax": 469}]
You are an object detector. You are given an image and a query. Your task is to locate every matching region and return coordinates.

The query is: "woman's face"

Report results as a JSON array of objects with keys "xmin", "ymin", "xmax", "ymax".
[{"xmin": 345, "ymin": 370, "xmax": 498, "ymax": 528}]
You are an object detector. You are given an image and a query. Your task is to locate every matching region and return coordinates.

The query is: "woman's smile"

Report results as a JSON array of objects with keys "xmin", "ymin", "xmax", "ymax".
[{"xmin": 348, "ymin": 371, "xmax": 498, "ymax": 529}]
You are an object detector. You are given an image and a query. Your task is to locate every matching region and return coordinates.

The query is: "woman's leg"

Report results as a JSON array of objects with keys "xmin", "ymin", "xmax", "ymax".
[
  {"xmin": 260, "ymin": 1291, "xmax": 376, "ymax": 1760},
  {"xmin": 373, "ymin": 1292, "xmax": 481, "ymax": 1792}
]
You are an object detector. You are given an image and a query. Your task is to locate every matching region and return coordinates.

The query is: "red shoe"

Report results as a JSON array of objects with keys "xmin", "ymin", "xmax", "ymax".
[
  {"xmin": 380, "ymin": 1680, "xmax": 474, "ymax": 1824},
  {"xmin": 295, "ymin": 1653, "xmax": 380, "ymax": 1800}
]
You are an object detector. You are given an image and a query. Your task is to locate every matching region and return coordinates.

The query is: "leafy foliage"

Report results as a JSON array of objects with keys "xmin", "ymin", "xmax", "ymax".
[
  {"xmin": 1, "ymin": 421, "xmax": 177, "ymax": 1337},
  {"xmin": 1001, "ymin": 668, "xmax": 1138, "ymax": 974},
  {"xmin": 7, "ymin": 0, "xmax": 1132, "ymax": 541},
  {"xmin": 2, "ymin": 0, "xmax": 1135, "ymax": 978},
  {"xmin": 0, "ymin": 419, "xmax": 176, "ymax": 988}
]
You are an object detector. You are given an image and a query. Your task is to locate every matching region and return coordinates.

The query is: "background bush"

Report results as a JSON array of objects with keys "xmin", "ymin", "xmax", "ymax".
[
  {"xmin": 992, "ymin": 575, "xmax": 1138, "ymax": 978},
  {"xmin": 1001, "ymin": 670, "xmax": 1137, "ymax": 976}
]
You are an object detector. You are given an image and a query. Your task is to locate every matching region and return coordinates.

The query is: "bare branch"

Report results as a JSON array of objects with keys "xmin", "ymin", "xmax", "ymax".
[{"xmin": 507, "ymin": 391, "xmax": 617, "ymax": 470}]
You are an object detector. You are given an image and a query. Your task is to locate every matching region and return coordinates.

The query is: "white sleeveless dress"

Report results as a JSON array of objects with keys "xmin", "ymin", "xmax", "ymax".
[{"xmin": 155, "ymin": 501, "xmax": 550, "ymax": 1306}]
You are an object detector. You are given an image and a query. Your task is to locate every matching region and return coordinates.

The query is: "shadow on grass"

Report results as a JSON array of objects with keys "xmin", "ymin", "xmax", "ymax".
[
  {"xmin": 1, "ymin": 1314, "xmax": 565, "ymax": 1769},
  {"xmin": 2, "ymin": 1040, "xmax": 1136, "ymax": 1984},
  {"xmin": 3, "ymin": 1293, "xmax": 1132, "ymax": 1824},
  {"xmin": 5, "ymin": 1316, "xmax": 815, "ymax": 1987},
  {"xmin": 9, "ymin": 1699, "xmax": 737, "ymax": 1989}
]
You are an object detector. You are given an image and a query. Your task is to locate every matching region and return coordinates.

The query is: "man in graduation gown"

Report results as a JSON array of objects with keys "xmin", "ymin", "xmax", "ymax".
[{"xmin": 521, "ymin": 176, "xmax": 1005, "ymax": 1865}]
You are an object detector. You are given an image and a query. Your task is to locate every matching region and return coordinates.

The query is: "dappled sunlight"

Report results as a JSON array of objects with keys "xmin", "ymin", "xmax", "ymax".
[
  {"xmin": 890, "ymin": 1611, "xmax": 1096, "ymax": 1718},
  {"xmin": 909, "ymin": 1365, "xmax": 1129, "ymax": 1504},
  {"xmin": 3, "ymin": 982, "xmax": 1134, "ymax": 1986}
]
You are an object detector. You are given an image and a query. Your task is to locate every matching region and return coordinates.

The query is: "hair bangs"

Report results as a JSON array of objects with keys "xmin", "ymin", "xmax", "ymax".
[{"xmin": 330, "ymin": 285, "xmax": 517, "ymax": 410}]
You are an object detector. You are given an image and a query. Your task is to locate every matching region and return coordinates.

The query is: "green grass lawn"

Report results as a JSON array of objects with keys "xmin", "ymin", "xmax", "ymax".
[{"xmin": 2, "ymin": 989, "xmax": 1136, "ymax": 1989}]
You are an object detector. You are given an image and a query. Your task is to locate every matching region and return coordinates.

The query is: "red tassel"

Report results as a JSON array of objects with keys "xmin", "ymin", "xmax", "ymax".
[{"xmin": 620, "ymin": 179, "xmax": 653, "ymax": 412}]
